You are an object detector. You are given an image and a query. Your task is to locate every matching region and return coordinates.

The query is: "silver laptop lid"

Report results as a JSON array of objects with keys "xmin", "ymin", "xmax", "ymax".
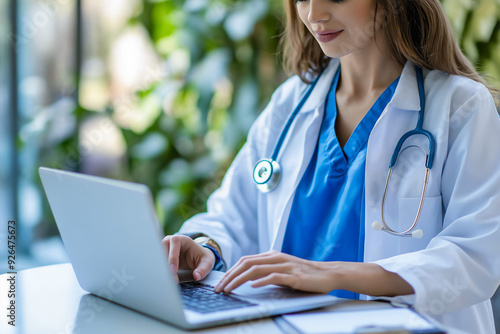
[{"xmin": 39, "ymin": 167, "xmax": 188, "ymax": 327}]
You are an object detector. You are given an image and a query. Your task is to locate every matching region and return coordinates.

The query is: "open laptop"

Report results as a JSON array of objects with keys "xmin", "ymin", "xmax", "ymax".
[{"xmin": 39, "ymin": 167, "xmax": 340, "ymax": 329}]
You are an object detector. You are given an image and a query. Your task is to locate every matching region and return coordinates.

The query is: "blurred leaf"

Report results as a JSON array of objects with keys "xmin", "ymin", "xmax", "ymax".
[
  {"xmin": 131, "ymin": 132, "xmax": 169, "ymax": 159},
  {"xmin": 231, "ymin": 78, "xmax": 259, "ymax": 133},
  {"xmin": 159, "ymin": 158, "xmax": 193, "ymax": 187},
  {"xmin": 224, "ymin": 0, "xmax": 268, "ymax": 41},
  {"xmin": 190, "ymin": 48, "xmax": 231, "ymax": 94},
  {"xmin": 184, "ymin": 0, "xmax": 208, "ymax": 12},
  {"xmin": 469, "ymin": 0, "xmax": 498, "ymax": 42},
  {"xmin": 149, "ymin": 2, "xmax": 179, "ymax": 41}
]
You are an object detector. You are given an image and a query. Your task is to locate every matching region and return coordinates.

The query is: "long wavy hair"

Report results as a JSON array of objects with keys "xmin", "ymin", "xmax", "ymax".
[{"xmin": 281, "ymin": 0, "xmax": 499, "ymax": 103}]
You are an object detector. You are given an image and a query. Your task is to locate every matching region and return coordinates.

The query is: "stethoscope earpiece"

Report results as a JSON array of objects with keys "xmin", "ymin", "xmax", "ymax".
[
  {"xmin": 372, "ymin": 221, "xmax": 384, "ymax": 231},
  {"xmin": 411, "ymin": 229, "xmax": 424, "ymax": 239}
]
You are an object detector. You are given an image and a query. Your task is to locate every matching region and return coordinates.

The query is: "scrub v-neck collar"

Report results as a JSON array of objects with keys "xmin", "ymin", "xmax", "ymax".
[{"xmin": 323, "ymin": 67, "xmax": 400, "ymax": 175}]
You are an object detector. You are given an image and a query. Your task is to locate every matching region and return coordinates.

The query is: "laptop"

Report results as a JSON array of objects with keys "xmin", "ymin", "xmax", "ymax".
[{"xmin": 39, "ymin": 167, "xmax": 340, "ymax": 329}]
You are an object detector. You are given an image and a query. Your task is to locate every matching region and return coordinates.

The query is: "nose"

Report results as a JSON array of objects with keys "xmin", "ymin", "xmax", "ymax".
[{"xmin": 308, "ymin": 0, "xmax": 331, "ymax": 24}]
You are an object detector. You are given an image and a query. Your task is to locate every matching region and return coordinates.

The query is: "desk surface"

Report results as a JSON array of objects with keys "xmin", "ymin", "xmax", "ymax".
[
  {"xmin": 0, "ymin": 263, "xmax": 449, "ymax": 334},
  {"xmin": 1, "ymin": 263, "xmax": 287, "ymax": 334}
]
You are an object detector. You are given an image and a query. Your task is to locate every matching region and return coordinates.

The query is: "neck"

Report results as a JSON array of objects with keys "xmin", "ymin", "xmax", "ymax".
[{"xmin": 338, "ymin": 41, "xmax": 403, "ymax": 97}]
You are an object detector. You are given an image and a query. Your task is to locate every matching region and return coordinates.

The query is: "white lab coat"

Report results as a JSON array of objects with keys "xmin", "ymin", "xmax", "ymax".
[{"xmin": 179, "ymin": 59, "xmax": 500, "ymax": 333}]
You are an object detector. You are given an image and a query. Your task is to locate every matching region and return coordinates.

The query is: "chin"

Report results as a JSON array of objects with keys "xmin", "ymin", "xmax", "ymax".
[{"xmin": 320, "ymin": 48, "xmax": 352, "ymax": 59}]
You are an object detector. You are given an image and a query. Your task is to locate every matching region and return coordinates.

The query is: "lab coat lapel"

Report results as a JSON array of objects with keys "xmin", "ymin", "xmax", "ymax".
[
  {"xmin": 386, "ymin": 61, "xmax": 420, "ymax": 112},
  {"xmin": 269, "ymin": 60, "xmax": 340, "ymax": 251}
]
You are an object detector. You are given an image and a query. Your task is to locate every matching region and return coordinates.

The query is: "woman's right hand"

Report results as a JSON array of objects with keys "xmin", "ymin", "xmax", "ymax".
[{"xmin": 162, "ymin": 235, "xmax": 215, "ymax": 281}]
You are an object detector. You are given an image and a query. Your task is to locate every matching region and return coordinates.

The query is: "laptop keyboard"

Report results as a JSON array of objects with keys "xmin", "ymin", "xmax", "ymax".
[{"xmin": 180, "ymin": 282, "xmax": 257, "ymax": 314}]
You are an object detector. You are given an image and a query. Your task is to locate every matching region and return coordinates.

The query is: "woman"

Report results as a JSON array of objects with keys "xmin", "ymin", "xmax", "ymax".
[{"xmin": 163, "ymin": 0, "xmax": 500, "ymax": 332}]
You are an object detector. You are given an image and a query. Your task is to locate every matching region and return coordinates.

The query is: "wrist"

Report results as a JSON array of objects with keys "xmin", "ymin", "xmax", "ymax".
[
  {"xmin": 193, "ymin": 236, "xmax": 226, "ymax": 271},
  {"xmin": 324, "ymin": 261, "xmax": 349, "ymax": 293},
  {"xmin": 326, "ymin": 262, "xmax": 414, "ymax": 297},
  {"xmin": 201, "ymin": 244, "xmax": 224, "ymax": 271}
]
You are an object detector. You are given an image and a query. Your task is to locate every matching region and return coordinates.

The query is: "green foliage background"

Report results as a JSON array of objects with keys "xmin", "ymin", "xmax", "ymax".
[
  {"xmin": 442, "ymin": 0, "xmax": 500, "ymax": 84},
  {"xmin": 120, "ymin": 0, "xmax": 287, "ymax": 234},
  {"xmin": 40, "ymin": 0, "xmax": 500, "ymax": 236}
]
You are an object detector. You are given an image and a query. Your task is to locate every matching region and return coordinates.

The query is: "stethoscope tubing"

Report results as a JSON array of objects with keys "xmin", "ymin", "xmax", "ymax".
[
  {"xmin": 389, "ymin": 67, "xmax": 436, "ymax": 169},
  {"xmin": 270, "ymin": 73, "xmax": 324, "ymax": 161},
  {"xmin": 379, "ymin": 67, "xmax": 435, "ymax": 238}
]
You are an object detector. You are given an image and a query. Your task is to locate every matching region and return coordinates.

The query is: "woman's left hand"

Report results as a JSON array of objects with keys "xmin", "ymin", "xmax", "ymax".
[{"xmin": 213, "ymin": 250, "xmax": 336, "ymax": 294}]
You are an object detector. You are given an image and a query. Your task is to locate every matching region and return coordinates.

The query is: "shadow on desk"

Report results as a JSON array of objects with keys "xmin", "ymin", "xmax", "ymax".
[
  {"xmin": 74, "ymin": 294, "xmax": 280, "ymax": 334},
  {"xmin": 74, "ymin": 294, "xmax": 175, "ymax": 334}
]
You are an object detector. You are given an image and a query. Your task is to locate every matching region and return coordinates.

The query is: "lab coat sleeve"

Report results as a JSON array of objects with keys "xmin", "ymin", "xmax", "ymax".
[
  {"xmin": 374, "ymin": 85, "xmax": 500, "ymax": 315},
  {"xmin": 178, "ymin": 76, "xmax": 305, "ymax": 267}
]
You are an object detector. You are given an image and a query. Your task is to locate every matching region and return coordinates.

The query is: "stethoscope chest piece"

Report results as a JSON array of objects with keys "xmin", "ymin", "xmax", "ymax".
[{"xmin": 253, "ymin": 159, "xmax": 282, "ymax": 193}]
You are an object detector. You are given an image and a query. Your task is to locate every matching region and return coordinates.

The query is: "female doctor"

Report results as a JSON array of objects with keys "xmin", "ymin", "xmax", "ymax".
[{"xmin": 163, "ymin": 0, "xmax": 500, "ymax": 332}]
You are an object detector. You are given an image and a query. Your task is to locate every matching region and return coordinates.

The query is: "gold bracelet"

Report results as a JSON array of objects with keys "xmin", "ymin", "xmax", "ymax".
[{"xmin": 193, "ymin": 237, "xmax": 223, "ymax": 258}]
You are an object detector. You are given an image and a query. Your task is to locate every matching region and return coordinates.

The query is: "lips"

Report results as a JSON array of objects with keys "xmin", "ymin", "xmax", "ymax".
[{"xmin": 314, "ymin": 30, "xmax": 343, "ymax": 43}]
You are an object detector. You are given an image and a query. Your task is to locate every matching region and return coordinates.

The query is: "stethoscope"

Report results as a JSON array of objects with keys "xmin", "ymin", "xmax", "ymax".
[{"xmin": 253, "ymin": 66, "xmax": 435, "ymax": 238}]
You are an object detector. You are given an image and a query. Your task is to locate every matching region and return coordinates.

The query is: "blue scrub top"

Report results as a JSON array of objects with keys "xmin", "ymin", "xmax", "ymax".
[{"xmin": 281, "ymin": 68, "xmax": 400, "ymax": 299}]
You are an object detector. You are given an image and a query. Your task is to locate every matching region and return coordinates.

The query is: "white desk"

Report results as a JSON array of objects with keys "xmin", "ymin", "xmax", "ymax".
[{"xmin": 0, "ymin": 264, "xmax": 448, "ymax": 334}]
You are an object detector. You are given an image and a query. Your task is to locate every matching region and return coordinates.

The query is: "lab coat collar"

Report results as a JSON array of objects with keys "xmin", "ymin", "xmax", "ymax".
[
  {"xmin": 389, "ymin": 60, "xmax": 421, "ymax": 112},
  {"xmin": 302, "ymin": 59, "xmax": 421, "ymax": 113}
]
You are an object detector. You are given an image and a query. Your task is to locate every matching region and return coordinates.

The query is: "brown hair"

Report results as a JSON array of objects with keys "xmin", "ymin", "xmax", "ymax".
[{"xmin": 281, "ymin": 0, "xmax": 499, "ymax": 103}]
